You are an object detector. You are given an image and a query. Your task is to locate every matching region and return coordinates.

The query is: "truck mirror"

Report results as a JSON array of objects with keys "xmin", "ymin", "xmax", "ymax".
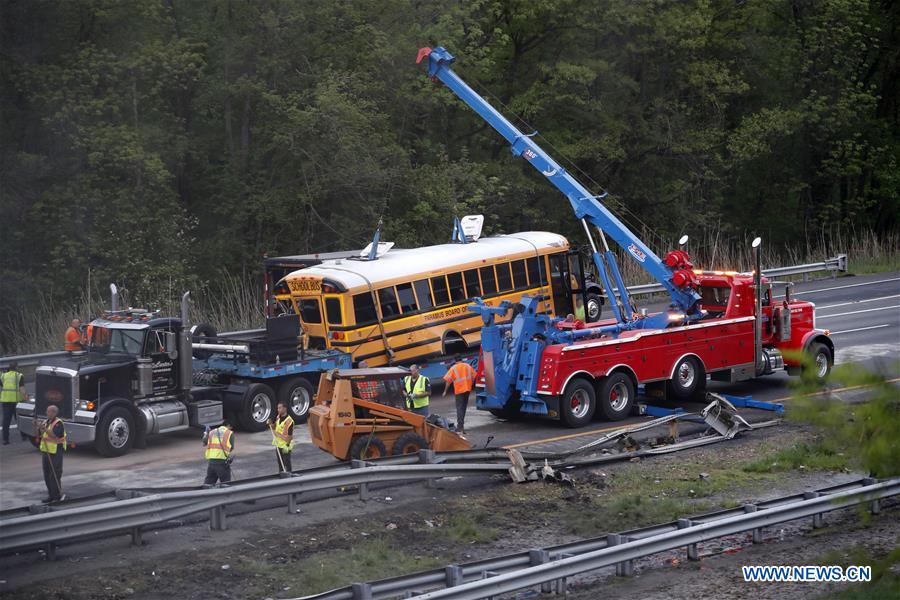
[{"xmin": 164, "ymin": 331, "xmax": 178, "ymax": 359}]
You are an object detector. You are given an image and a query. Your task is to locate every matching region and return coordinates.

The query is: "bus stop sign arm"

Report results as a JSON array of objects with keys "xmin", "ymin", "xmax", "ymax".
[{"xmin": 417, "ymin": 47, "xmax": 701, "ymax": 320}]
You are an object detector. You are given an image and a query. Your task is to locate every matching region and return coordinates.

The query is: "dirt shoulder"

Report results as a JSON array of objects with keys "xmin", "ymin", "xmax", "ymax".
[{"xmin": 1, "ymin": 422, "xmax": 897, "ymax": 600}]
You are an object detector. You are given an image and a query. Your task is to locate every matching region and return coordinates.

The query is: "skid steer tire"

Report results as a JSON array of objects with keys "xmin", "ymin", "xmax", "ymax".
[
  {"xmin": 349, "ymin": 435, "xmax": 387, "ymax": 461},
  {"xmin": 392, "ymin": 432, "xmax": 429, "ymax": 456}
]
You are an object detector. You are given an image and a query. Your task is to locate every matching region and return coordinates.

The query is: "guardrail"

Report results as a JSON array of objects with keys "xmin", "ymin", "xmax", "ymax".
[
  {"xmin": 0, "ymin": 460, "xmax": 509, "ymax": 556},
  {"xmin": 293, "ymin": 476, "xmax": 895, "ymax": 600},
  {"xmin": 623, "ymin": 253, "xmax": 848, "ymax": 297}
]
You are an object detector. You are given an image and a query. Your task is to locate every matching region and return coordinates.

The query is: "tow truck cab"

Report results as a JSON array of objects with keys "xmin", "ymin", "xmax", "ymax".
[{"xmin": 16, "ymin": 314, "xmax": 222, "ymax": 456}]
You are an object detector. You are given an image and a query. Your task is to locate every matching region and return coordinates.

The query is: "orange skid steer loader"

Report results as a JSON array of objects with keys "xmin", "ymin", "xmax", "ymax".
[{"xmin": 308, "ymin": 367, "xmax": 472, "ymax": 461}]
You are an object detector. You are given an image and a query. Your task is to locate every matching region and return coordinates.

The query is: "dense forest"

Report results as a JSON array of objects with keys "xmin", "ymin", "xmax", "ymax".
[{"xmin": 1, "ymin": 0, "xmax": 897, "ymax": 348}]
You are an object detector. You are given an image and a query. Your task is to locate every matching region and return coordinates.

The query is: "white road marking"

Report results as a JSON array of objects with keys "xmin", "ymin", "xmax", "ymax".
[
  {"xmin": 830, "ymin": 324, "xmax": 891, "ymax": 335},
  {"xmin": 817, "ymin": 305, "xmax": 900, "ymax": 319},
  {"xmin": 818, "ymin": 294, "xmax": 900, "ymax": 310},
  {"xmin": 786, "ymin": 276, "xmax": 900, "ymax": 296}
]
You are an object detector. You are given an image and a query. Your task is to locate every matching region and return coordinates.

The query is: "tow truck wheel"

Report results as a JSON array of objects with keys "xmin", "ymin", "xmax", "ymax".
[
  {"xmin": 278, "ymin": 377, "xmax": 314, "ymax": 423},
  {"xmin": 598, "ymin": 372, "xmax": 636, "ymax": 420},
  {"xmin": 585, "ymin": 292, "xmax": 603, "ymax": 322},
  {"xmin": 238, "ymin": 383, "xmax": 276, "ymax": 432},
  {"xmin": 349, "ymin": 435, "xmax": 387, "ymax": 460},
  {"xmin": 392, "ymin": 432, "xmax": 429, "ymax": 456},
  {"xmin": 96, "ymin": 406, "xmax": 135, "ymax": 457},
  {"xmin": 667, "ymin": 356, "xmax": 706, "ymax": 401},
  {"xmin": 803, "ymin": 343, "xmax": 833, "ymax": 382},
  {"xmin": 560, "ymin": 379, "xmax": 596, "ymax": 428}
]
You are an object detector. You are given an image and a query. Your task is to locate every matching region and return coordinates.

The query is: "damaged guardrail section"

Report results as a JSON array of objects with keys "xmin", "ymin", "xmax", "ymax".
[{"xmin": 296, "ymin": 477, "xmax": 896, "ymax": 600}]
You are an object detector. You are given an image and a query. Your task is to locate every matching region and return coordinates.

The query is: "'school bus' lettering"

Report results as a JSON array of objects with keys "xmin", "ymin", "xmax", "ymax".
[{"xmin": 289, "ymin": 278, "xmax": 322, "ymax": 294}]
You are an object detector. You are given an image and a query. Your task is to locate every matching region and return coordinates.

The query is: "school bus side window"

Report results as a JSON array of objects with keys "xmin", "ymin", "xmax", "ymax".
[
  {"xmin": 511, "ymin": 260, "xmax": 527, "ymax": 288},
  {"xmin": 299, "ymin": 299, "xmax": 322, "ymax": 323},
  {"xmin": 463, "ymin": 269, "xmax": 481, "ymax": 298},
  {"xmin": 378, "ymin": 287, "xmax": 401, "ymax": 318},
  {"xmin": 413, "ymin": 279, "xmax": 433, "ymax": 310},
  {"xmin": 325, "ymin": 298, "xmax": 342, "ymax": 325},
  {"xmin": 526, "ymin": 257, "xmax": 542, "ymax": 285},
  {"xmin": 496, "ymin": 262, "xmax": 513, "ymax": 292},
  {"xmin": 447, "ymin": 272, "xmax": 465, "ymax": 302},
  {"xmin": 396, "ymin": 282, "xmax": 418, "ymax": 313},
  {"xmin": 479, "ymin": 266, "xmax": 497, "ymax": 295},
  {"xmin": 353, "ymin": 293, "xmax": 378, "ymax": 324},
  {"xmin": 431, "ymin": 276, "xmax": 450, "ymax": 306}
]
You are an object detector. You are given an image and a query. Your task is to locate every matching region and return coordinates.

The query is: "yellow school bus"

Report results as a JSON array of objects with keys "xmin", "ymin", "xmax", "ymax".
[{"xmin": 276, "ymin": 232, "xmax": 583, "ymax": 367}]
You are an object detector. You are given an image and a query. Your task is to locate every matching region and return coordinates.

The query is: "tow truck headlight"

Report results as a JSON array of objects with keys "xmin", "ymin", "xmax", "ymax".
[{"xmin": 76, "ymin": 400, "xmax": 96, "ymax": 411}]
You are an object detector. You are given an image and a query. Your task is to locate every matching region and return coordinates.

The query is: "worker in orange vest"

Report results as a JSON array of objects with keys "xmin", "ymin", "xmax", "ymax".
[
  {"xmin": 64, "ymin": 319, "xmax": 84, "ymax": 351},
  {"xmin": 442, "ymin": 356, "xmax": 476, "ymax": 435}
]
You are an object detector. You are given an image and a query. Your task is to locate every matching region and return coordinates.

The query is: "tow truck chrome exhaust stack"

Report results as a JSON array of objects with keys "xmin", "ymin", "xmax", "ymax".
[{"xmin": 178, "ymin": 292, "xmax": 193, "ymax": 393}]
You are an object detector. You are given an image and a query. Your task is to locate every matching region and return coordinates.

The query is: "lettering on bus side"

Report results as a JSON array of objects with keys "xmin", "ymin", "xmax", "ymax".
[
  {"xmin": 288, "ymin": 278, "xmax": 322, "ymax": 295},
  {"xmin": 422, "ymin": 305, "xmax": 470, "ymax": 322}
]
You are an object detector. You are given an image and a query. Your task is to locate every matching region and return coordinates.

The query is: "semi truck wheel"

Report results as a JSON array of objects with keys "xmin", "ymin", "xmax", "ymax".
[
  {"xmin": 585, "ymin": 292, "xmax": 603, "ymax": 322},
  {"xmin": 667, "ymin": 356, "xmax": 706, "ymax": 401},
  {"xmin": 238, "ymin": 383, "xmax": 276, "ymax": 432},
  {"xmin": 598, "ymin": 373, "xmax": 635, "ymax": 420},
  {"xmin": 803, "ymin": 343, "xmax": 833, "ymax": 382},
  {"xmin": 278, "ymin": 377, "xmax": 314, "ymax": 423},
  {"xmin": 560, "ymin": 379, "xmax": 596, "ymax": 428},
  {"xmin": 96, "ymin": 406, "xmax": 135, "ymax": 457},
  {"xmin": 349, "ymin": 435, "xmax": 387, "ymax": 460},
  {"xmin": 392, "ymin": 432, "xmax": 429, "ymax": 455}
]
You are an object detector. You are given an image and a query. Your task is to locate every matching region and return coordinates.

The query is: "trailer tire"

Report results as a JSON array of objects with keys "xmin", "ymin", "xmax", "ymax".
[
  {"xmin": 349, "ymin": 435, "xmax": 387, "ymax": 460},
  {"xmin": 191, "ymin": 323, "xmax": 218, "ymax": 359},
  {"xmin": 667, "ymin": 356, "xmax": 706, "ymax": 401},
  {"xmin": 238, "ymin": 383, "xmax": 276, "ymax": 432},
  {"xmin": 803, "ymin": 343, "xmax": 833, "ymax": 383},
  {"xmin": 278, "ymin": 377, "xmax": 314, "ymax": 423},
  {"xmin": 96, "ymin": 406, "xmax": 135, "ymax": 457},
  {"xmin": 598, "ymin": 373, "xmax": 635, "ymax": 420},
  {"xmin": 560, "ymin": 379, "xmax": 596, "ymax": 428},
  {"xmin": 392, "ymin": 432, "xmax": 429, "ymax": 456},
  {"xmin": 585, "ymin": 292, "xmax": 603, "ymax": 322}
]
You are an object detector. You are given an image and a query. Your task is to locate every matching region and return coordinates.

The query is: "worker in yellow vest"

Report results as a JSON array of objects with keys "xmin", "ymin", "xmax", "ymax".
[
  {"xmin": 202, "ymin": 422, "xmax": 234, "ymax": 485},
  {"xmin": 268, "ymin": 401, "xmax": 295, "ymax": 473},
  {"xmin": 31, "ymin": 405, "xmax": 66, "ymax": 502},
  {"xmin": 403, "ymin": 364, "xmax": 431, "ymax": 416},
  {"xmin": 442, "ymin": 356, "xmax": 476, "ymax": 434},
  {"xmin": 2, "ymin": 362, "xmax": 28, "ymax": 445}
]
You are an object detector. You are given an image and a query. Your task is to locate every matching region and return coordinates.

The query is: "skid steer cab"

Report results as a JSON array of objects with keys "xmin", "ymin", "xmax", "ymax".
[{"xmin": 308, "ymin": 367, "xmax": 472, "ymax": 461}]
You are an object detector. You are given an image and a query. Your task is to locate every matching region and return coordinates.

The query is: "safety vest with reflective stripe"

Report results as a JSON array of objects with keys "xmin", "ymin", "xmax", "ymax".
[
  {"xmin": 39, "ymin": 418, "xmax": 67, "ymax": 454},
  {"xmin": 404, "ymin": 375, "xmax": 429, "ymax": 409},
  {"xmin": 0, "ymin": 371, "xmax": 23, "ymax": 403},
  {"xmin": 443, "ymin": 362, "xmax": 476, "ymax": 395},
  {"xmin": 205, "ymin": 426, "xmax": 233, "ymax": 460},
  {"xmin": 272, "ymin": 415, "xmax": 294, "ymax": 451}
]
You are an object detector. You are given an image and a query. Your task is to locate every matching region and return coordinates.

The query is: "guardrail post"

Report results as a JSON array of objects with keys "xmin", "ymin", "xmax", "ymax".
[
  {"xmin": 288, "ymin": 492, "xmax": 300, "ymax": 514},
  {"xmin": 45, "ymin": 542, "xmax": 56, "ymax": 561},
  {"xmin": 606, "ymin": 534, "xmax": 633, "ymax": 576},
  {"xmin": 210, "ymin": 505, "xmax": 227, "ymax": 531},
  {"xmin": 804, "ymin": 492, "xmax": 824, "ymax": 528},
  {"xmin": 479, "ymin": 570, "xmax": 500, "ymax": 600},
  {"xmin": 418, "ymin": 449, "xmax": 437, "ymax": 489},
  {"xmin": 131, "ymin": 526, "xmax": 143, "ymax": 546},
  {"xmin": 445, "ymin": 564, "xmax": 464, "ymax": 587},
  {"xmin": 351, "ymin": 460, "xmax": 370, "ymax": 501},
  {"xmin": 678, "ymin": 519, "xmax": 699, "ymax": 560},
  {"xmin": 743, "ymin": 504, "xmax": 762, "ymax": 543},
  {"xmin": 555, "ymin": 553, "xmax": 574, "ymax": 596},
  {"xmin": 350, "ymin": 582, "xmax": 373, "ymax": 599},
  {"xmin": 864, "ymin": 477, "xmax": 881, "ymax": 514},
  {"xmin": 529, "ymin": 549, "xmax": 552, "ymax": 591}
]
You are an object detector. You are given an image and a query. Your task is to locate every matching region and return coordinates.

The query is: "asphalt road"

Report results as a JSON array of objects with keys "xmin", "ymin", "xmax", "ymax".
[{"xmin": 1, "ymin": 271, "xmax": 897, "ymax": 510}]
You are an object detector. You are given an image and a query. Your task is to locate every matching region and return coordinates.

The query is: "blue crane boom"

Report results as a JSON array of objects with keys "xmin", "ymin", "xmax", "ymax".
[{"xmin": 417, "ymin": 47, "xmax": 700, "ymax": 324}]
